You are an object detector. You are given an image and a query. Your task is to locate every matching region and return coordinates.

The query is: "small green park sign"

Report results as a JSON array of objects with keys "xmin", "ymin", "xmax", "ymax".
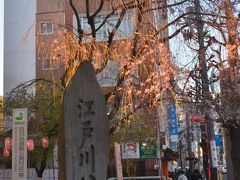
[
  {"xmin": 15, "ymin": 112, "xmax": 24, "ymax": 121},
  {"xmin": 139, "ymin": 143, "xmax": 157, "ymax": 158}
]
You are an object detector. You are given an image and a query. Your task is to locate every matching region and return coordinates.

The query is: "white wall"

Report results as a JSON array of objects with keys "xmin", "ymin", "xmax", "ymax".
[
  {"xmin": 4, "ymin": 0, "xmax": 36, "ymax": 95},
  {"xmin": 0, "ymin": 1, "xmax": 3, "ymax": 96}
]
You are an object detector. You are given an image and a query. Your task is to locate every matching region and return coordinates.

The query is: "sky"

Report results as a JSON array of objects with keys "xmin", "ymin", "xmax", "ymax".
[{"xmin": 0, "ymin": 0, "xmax": 3, "ymax": 96}]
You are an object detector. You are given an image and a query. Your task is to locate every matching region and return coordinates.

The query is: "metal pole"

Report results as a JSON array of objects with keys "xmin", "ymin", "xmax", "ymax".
[
  {"xmin": 179, "ymin": 140, "xmax": 183, "ymax": 170},
  {"xmin": 197, "ymin": 124, "xmax": 201, "ymax": 171},
  {"xmin": 157, "ymin": 113, "xmax": 162, "ymax": 178},
  {"xmin": 151, "ymin": 0, "xmax": 166, "ymax": 177},
  {"xmin": 52, "ymin": 146, "xmax": 55, "ymax": 180},
  {"xmin": 205, "ymin": 124, "xmax": 211, "ymax": 180},
  {"xmin": 3, "ymin": 158, "xmax": 5, "ymax": 180},
  {"xmin": 152, "ymin": 0, "xmax": 169, "ymax": 177},
  {"xmin": 186, "ymin": 113, "xmax": 193, "ymax": 171},
  {"xmin": 28, "ymin": 152, "xmax": 29, "ymax": 180}
]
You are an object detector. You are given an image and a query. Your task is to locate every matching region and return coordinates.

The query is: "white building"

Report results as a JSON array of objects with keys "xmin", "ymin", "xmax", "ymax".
[{"xmin": 4, "ymin": 0, "xmax": 36, "ymax": 95}]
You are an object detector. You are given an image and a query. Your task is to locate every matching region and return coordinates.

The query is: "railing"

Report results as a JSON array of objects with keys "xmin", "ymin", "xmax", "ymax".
[
  {"xmin": 0, "ymin": 169, "xmax": 58, "ymax": 180},
  {"xmin": 0, "ymin": 169, "xmax": 11, "ymax": 180},
  {"xmin": 108, "ymin": 176, "xmax": 161, "ymax": 180},
  {"xmin": 0, "ymin": 170, "xmax": 163, "ymax": 180}
]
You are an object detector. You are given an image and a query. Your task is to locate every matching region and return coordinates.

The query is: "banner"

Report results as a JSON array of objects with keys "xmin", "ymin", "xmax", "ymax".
[
  {"xmin": 169, "ymin": 101, "xmax": 178, "ymax": 150},
  {"xmin": 12, "ymin": 109, "xmax": 28, "ymax": 180},
  {"xmin": 122, "ymin": 142, "xmax": 140, "ymax": 159},
  {"xmin": 169, "ymin": 102, "xmax": 178, "ymax": 137},
  {"xmin": 210, "ymin": 140, "xmax": 218, "ymax": 168}
]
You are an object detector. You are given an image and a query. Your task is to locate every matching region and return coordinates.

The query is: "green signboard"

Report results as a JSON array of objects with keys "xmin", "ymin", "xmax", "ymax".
[{"xmin": 139, "ymin": 143, "xmax": 157, "ymax": 158}]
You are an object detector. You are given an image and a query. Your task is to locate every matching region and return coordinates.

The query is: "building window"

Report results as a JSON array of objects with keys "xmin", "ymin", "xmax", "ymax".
[
  {"xmin": 39, "ymin": 21, "xmax": 53, "ymax": 34},
  {"xmin": 80, "ymin": 17, "xmax": 104, "ymax": 41},
  {"xmin": 74, "ymin": 13, "xmax": 134, "ymax": 41},
  {"xmin": 103, "ymin": 13, "xmax": 133, "ymax": 40},
  {"xmin": 42, "ymin": 58, "xmax": 58, "ymax": 70}
]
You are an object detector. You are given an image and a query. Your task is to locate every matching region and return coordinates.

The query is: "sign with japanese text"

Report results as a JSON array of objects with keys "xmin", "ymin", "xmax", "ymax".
[
  {"xmin": 169, "ymin": 102, "xmax": 178, "ymax": 142},
  {"xmin": 139, "ymin": 143, "xmax": 157, "ymax": 158},
  {"xmin": 64, "ymin": 61, "xmax": 109, "ymax": 180},
  {"xmin": 215, "ymin": 135, "xmax": 221, "ymax": 147},
  {"xmin": 12, "ymin": 108, "xmax": 28, "ymax": 180},
  {"xmin": 210, "ymin": 140, "xmax": 218, "ymax": 168}
]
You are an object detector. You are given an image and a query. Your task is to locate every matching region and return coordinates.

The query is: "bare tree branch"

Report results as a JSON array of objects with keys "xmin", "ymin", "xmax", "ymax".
[
  {"xmin": 92, "ymin": 0, "xmax": 104, "ymax": 18},
  {"xmin": 69, "ymin": 0, "xmax": 83, "ymax": 43}
]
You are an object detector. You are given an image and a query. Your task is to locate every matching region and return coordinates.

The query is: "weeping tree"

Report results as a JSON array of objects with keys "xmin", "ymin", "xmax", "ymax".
[
  {"xmin": 34, "ymin": 0, "xmax": 240, "ymax": 178},
  {"xmin": 34, "ymin": 0, "xmax": 216, "ymax": 178},
  {"xmin": 44, "ymin": 0, "xmax": 182, "ymax": 179}
]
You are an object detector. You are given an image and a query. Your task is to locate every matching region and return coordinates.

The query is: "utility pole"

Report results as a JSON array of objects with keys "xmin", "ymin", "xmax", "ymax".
[{"xmin": 193, "ymin": 0, "xmax": 218, "ymax": 179}]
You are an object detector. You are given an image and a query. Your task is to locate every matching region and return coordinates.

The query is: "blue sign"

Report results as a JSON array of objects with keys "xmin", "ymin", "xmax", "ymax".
[
  {"xmin": 169, "ymin": 102, "xmax": 178, "ymax": 136},
  {"xmin": 171, "ymin": 143, "xmax": 177, "ymax": 151},
  {"xmin": 215, "ymin": 135, "xmax": 221, "ymax": 147}
]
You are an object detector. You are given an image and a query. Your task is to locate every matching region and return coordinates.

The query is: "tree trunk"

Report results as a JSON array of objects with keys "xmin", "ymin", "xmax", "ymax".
[
  {"xmin": 36, "ymin": 160, "xmax": 46, "ymax": 177},
  {"xmin": 229, "ymin": 127, "xmax": 240, "ymax": 180},
  {"xmin": 36, "ymin": 148, "xmax": 48, "ymax": 177},
  {"xmin": 200, "ymin": 135, "xmax": 209, "ymax": 180}
]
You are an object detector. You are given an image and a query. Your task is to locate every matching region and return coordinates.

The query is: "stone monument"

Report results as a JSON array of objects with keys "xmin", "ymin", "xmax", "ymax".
[{"xmin": 64, "ymin": 61, "xmax": 109, "ymax": 180}]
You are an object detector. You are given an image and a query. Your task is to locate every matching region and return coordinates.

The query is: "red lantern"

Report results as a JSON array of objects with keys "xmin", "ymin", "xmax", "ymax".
[
  {"xmin": 41, "ymin": 137, "xmax": 49, "ymax": 148},
  {"xmin": 4, "ymin": 137, "xmax": 11, "ymax": 150},
  {"xmin": 27, "ymin": 139, "xmax": 34, "ymax": 151},
  {"xmin": 192, "ymin": 114, "xmax": 202, "ymax": 124},
  {"xmin": 3, "ymin": 148, "xmax": 10, "ymax": 157}
]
